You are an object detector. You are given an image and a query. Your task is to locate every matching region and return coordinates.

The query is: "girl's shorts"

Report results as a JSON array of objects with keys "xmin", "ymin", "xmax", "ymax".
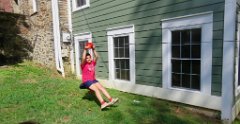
[{"xmin": 79, "ymin": 80, "xmax": 98, "ymax": 89}]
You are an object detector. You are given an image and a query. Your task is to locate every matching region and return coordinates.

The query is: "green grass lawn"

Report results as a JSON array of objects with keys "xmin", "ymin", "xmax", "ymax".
[{"xmin": 0, "ymin": 62, "xmax": 224, "ymax": 124}]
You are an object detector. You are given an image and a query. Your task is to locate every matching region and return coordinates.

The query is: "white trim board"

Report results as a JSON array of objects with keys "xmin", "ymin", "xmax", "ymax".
[
  {"xmin": 99, "ymin": 79, "xmax": 221, "ymax": 110},
  {"xmin": 221, "ymin": 0, "xmax": 237, "ymax": 122}
]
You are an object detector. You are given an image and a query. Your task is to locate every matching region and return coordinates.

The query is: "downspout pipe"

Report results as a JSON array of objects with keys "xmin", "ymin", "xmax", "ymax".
[
  {"xmin": 67, "ymin": 0, "xmax": 75, "ymax": 74},
  {"xmin": 51, "ymin": 0, "xmax": 65, "ymax": 77}
]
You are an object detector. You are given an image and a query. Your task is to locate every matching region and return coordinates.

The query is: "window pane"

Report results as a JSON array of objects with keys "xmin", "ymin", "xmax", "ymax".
[
  {"xmin": 119, "ymin": 48, "xmax": 124, "ymax": 57},
  {"xmin": 77, "ymin": 0, "xmax": 86, "ymax": 7},
  {"xmin": 192, "ymin": 29, "xmax": 201, "ymax": 44},
  {"xmin": 172, "ymin": 31, "xmax": 180, "ymax": 44},
  {"xmin": 125, "ymin": 48, "xmax": 129, "ymax": 57},
  {"xmin": 114, "ymin": 48, "xmax": 119, "ymax": 58},
  {"xmin": 124, "ymin": 36, "xmax": 129, "ymax": 47},
  {"xmin": 172, "ymin": 73, "xmax": 180, "ymax": 87},
  {"xmin": 181, "ymin": 30, "xmax": 190, "ymax": 45},
  {"xmin": 191, "ymin": 45, "xmax": 201, "ymax": 58},
  {"xmin": 114, "ymin": 37, "xmax": 119, "ymax": 47},
  {"xmin": 172, "ymin": 46, "xmax": 180, "ymax": 58},
  {"xmin": 125, "ymin": 70, "xmax": 130, "ymax": 80},
  {"xmin": 119, "ymin": 37, "xmax": 124, "ymax": 47},
  {"xmin": 115, "ymin": 69, "xmax": 120, "ymax": 79},
  {"xmin": 123, "ymin": 59, "xmax": 130, "ymax": 69},
  {"xmin": 120, "ymin": 60, "xmax": 125, "ymax": 69},
  {"xmin": 181, "ymin": 45, "xmax": 190, "ymax": 58},
  {"xmin": 182, "ymin": 74, "xmax": 190, "ymax": 88},
  {"xmin": 182, "ymin": 60, "xmax": 190, "ymax": 74},
  {"xmin": 192, "ymin": 60, "xmax": 200, "ymax": 74},
  {"xmin": 191, "ymin": 75, "xmax": 200, "ymax": 90},
  {"xmin": 121, "ymin": 69, "xmax": 130, "ymax": 81},
  {"xmin": 172, "ymin": 60, "xmax": 181, "ymax": 73},
  {"xmin": 114, "ymin": 60, "xmax": 120, "ymax": 68}
]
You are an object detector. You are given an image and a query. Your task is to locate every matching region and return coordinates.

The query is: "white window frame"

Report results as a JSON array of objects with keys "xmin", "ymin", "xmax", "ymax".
[
  {"xmin": 107, "ymin": 25, "xmax": 136, "ymax": 84},
  {"xmin": 74, "ymin": 32, "xmax": 92, "ymax": 78},
  {"xmin": 162, "ymin": 12, "xmax": 213, "ymax": 95},
  {"xmin": 72, "ymin": 0, "xmax": 90, "ymax": 12},
  {"xmin": 32, "ymin": 0, "xmax": 37, "ymax": 13},
  {"xmin": 236, "ymin": 22, "xmax": 240, "ymax": 95}
]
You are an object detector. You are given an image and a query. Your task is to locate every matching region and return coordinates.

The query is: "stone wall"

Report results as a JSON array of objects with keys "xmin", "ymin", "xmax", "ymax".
[
  {"xmin": 10, "ymin": 0, "xmax": 72, "ymax": 69},
  {"xmin": 12, "ymin": 0, "xmax": 55, "ymax": 68}
]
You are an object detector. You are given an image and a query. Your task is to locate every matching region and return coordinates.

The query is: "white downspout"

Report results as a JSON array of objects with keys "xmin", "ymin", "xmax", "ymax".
[
  {"xmin": 51, "ymin": 0, "xmax": 65, "ymax": 77},
  {"xmin": 67, "ymin": 0, "xmax": 75, "ymax": 74}
]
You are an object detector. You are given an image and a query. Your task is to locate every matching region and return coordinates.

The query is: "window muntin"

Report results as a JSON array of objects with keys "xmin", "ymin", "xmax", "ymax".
[
  {"xmin": 113, "ymin": 36, "xmax": 130, "ymax": 81},
  {"xmin": 171, "ymin": 28, "xmax": 201, "ymax": 90}
]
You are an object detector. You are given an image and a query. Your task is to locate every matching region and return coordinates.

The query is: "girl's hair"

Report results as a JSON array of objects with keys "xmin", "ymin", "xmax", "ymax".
[{"xmin": 86, "ymin": 53, "xmax": 91, "ymax": 57}]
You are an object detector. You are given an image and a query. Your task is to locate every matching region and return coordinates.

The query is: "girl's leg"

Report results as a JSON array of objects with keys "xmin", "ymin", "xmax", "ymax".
[
  {"xmin": 95, "ymin": 82, "xmax": 119, "ymax": 105},
  {"xmin": 89, "ymin": 84, "xmax": 105, "ymax": 104},
  {"xmin": 95, "ymin": 82, "xmax": 111, "ymax": 99}
]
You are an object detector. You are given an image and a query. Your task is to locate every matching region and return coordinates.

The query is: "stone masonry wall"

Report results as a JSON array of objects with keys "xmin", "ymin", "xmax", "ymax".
[
  {"xmin": 11, "ymin": 0, "xmax": 71, "ymax": 70},
  {"xmin": 16, "ymin": 0, "xmax": 55, "ymax": 68}
]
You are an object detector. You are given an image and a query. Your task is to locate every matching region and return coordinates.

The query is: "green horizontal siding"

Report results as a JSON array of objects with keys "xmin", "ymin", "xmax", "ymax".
[{"xmin": 73, "ymin": 0, "xmax": 225, "ymax": 96}]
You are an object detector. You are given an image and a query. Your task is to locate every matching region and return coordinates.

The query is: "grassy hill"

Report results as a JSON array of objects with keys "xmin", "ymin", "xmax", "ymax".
[{"xmin": 0, "ymin": 61, "xmax": 223, "ymax": 124}]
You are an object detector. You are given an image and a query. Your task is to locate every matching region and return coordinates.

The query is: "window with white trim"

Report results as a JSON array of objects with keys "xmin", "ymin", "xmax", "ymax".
[
  {"xmin": 72, "ymin": 0, "xmax": 90, "ymax": 11},
  {"xmin": 162, "ymin": 12, "xmax": 213, "ymax": 94},
  {"xmin": 107, "ymin": 25, "xmax": 135, "ymax": 83}
]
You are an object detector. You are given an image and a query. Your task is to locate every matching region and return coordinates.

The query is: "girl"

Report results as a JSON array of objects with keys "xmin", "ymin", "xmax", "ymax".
[{"xmin": 80, "ymin": 43, "xmax": 118, "ymax": 110}]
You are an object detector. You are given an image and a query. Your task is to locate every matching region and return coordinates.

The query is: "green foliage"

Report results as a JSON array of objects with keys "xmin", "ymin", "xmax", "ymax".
[
  {"xmin": 0, "ymin": 62, "xmax": 222, "ymax": 124},
  {"xmin": 0, "ymin": 12, "xmax": 32, "ymax": 65}
]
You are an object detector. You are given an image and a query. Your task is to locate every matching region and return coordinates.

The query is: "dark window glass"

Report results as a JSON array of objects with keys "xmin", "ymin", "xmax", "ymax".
[
  {"xmin": 172, "ymin": 31, "xmax": 180, "ymax": 44},
  {"xmin": 182, "ymin": 74, "xmax": 190, "ymax": 88},
  {"xmin": 192, "ymin": 29, "xmax": 201, "ymax": 44},
  {"xmin": 181, "ymin": 30, "xmax": 190, "ymax": 45},
  {"xmin": 192, "ymin": 45, "xmax": 201, "ymax": 58},
  {"xmin": 172, "ymin": 73, "xmax": 180, "ymax": 87},
  {"xmin": 182, "ymin": 61, "xmax": 190, "ymax": 73},
  {"xmin": 192, "ymin": 75, "xmax": 200, "ymax": 90},
  {"xmin": 172, "ymin": 46, "xmax": 180, "ymax": 58},
  {"xmin": 181, "ymin": 45, "xmax": 190, "ymax": 58},
  {"xmin": 172, "ymin": 60, "xmax": 181, "ymax": 73},
  {"xmin": 171, "ymin": 28, "xmax": 201, "ymax": 90},
  {"xmin": 192, "ymin": 61, "xmax": 200, "ymax": 74},
  {"xmin": 77, "ymin": 0, "xmax": 86, "ymax": 7}
]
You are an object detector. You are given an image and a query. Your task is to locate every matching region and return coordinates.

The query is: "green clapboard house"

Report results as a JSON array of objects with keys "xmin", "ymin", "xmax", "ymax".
[{"xmin": 70, "ymin": 0, "xmax": 240, "ymax": 122}]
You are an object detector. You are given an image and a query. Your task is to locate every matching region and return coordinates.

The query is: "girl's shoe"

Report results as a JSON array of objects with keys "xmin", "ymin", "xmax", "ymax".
[
  {"xmin": 101, "ymin": 102, "xmax": 109, "ymax": 110},
  {"xmin": 109, "ymin": 98, "xmax": 119, "ymax": 106}
]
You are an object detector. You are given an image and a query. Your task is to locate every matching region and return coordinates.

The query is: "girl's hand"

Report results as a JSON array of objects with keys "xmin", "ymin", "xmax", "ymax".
[
  {"xmin": 85, "ymin": 45, "xmax": 90, "ymax": 50},
  {"xmin": 92, "ymin": 44, "xmax": 96, "ymax": 50}
]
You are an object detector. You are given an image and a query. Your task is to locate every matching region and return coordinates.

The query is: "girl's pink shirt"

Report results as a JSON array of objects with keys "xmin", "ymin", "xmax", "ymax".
[{"xmin": 81, "ymin": 61, "xmax": 96, "ymax": 83}]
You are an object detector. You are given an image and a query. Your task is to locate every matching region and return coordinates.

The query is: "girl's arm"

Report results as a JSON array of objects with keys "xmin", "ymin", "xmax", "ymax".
[
  {"xmin": 92, "ymin": 45, "xmax": 98, "ymax": 62},
  {"xmin": 81, "ymin": 46, "xmax": 88, "ymax": 64}
]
